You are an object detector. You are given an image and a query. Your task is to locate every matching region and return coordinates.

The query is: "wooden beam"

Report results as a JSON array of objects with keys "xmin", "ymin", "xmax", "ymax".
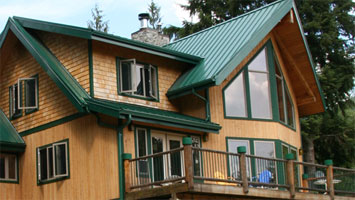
[
  {"xmin": 271, "ymin": 32, "xmax": 316, "ymax": 104},
  {"xmin": 297, "ymin": 96, "xmax": 317, "ymax": 106}
]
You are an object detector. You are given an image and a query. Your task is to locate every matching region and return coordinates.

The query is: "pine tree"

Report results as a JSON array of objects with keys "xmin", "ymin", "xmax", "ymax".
[
  {"xmin": 148, "ymin": 0, "xmax": 162, "ymax": 29},
  {"xmin": 87, "ymin": 4, "xmax": 109, "ymax": 33}
]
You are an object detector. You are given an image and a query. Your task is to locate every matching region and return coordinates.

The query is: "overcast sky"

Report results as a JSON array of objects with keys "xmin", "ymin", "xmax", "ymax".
[{"xmin": 0, "ymin": 0, "xmax": 198, "ymax": 39}]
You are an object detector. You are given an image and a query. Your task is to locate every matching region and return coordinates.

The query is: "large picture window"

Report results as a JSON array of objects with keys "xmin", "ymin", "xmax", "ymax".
[
  {"xmin": 0, "ymin": 153, "xmax": 17, "ymax": 182},
  {"xmin": 118, "ymin": 58, "xmax": 158, "ymax": 100},
  {"xmin": 37, "ymin": 139, "xmax": 69, "ymax": 184}
]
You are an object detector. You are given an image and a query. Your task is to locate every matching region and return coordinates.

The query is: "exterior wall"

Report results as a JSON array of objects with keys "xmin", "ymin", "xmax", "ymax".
[
  {"xmin": 36, "ymin": 31, "xmax": 90, "ymax": 93},
  {"xmin": 92, "ymin": 41, "xmax": 191, "ymax": 112},
  {"xmin": 0, "ymin": 115, "xmax": 119, "ymax": 200},
  {"xmin": 0, "ymin": 38, "xmax": 77, "ymax": 133},
  {"xmin": 206, "ymin": 33, "xmax": 302, "ymax": 160}
]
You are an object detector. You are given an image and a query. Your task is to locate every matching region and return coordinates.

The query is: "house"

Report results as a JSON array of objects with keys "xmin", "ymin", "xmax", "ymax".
[{"xmin": 1, "ymin": 0, "xmax": 353, "ymax": 199}]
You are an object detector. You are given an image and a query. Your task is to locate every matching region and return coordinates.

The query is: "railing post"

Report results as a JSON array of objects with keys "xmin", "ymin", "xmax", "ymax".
[
  {"xmin": 302, "ymin": 173, "xmax": 309, "ymax": 193},
  {"xmin": 183, "ymin": 137, "xmax": 194, "ymax": 189},
  {"xmin": 123, "ymin": 153, "xmax": 132, "ymax": 193},
  {"xmin": 286, "ymin": 153, "xmax": 295, "ymax": 198},
  {"xmin": 238, "ymin": 146, "xmax": 249, "ymax": 194},
  {"xmin": 325, "ymin": 159, "xmax": 334, "ymax": 200}
]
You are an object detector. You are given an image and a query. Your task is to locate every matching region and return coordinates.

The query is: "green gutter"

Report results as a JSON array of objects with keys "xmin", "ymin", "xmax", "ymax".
[
  {"xmin": 118, "ymin": 114, "xmax": 131, "ymax": 200},
  {"xmin": 88, "ymin": 40, "xmax": 94, "ymax": 97},
  {"xmin": 192, "ymin": 89, "xmax": 210, "ymax": 121}
]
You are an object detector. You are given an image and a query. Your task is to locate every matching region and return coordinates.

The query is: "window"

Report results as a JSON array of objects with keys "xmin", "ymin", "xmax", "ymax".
[
  {"xmin": 136, "ymin": 128, "xmax": 149, "ymax": 181},
  {"xmin": 275, "ymin": 59, "xmax": 295, "ymax": 128},
  {"xmin": 227, "ymin": 139, "xmax": 251, "ymax": 180},
  {"xmin": 224, "ymin": 47, "xmax": 272, "ymax": 120},
  {"xmin": 8, "ymin": 75, "xmax": 39, "ymax": 119},
  {"xmin": 37, "ymin": 139, "xmax": 69, "ymax": 184},
  {"xmin": 254, "ymin": 141, "xmax": 276, "ymax": 182},
  {"xmin": 0, "ymin": 153, "xmax": 17, "ymax": 182},
  {"xmin": 9, "ymin": 84, "xmax": 22, "ymax": 119},
  {"xmin": 118, "ymin": 58, "xmax": 158, "ymax": 100}
]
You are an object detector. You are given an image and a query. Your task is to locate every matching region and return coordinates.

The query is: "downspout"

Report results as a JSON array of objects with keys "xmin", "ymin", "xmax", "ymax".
[
  {"xmin": 93, "ymin": 112, "xmax": 132, "ymax": 200},
  {"xmin": 192, "ymin": 88, "xmax": 210, "ymax": 121},
  {"xmin": 118, "ymin": 114, "xmax": 131, "ymax": 200}
]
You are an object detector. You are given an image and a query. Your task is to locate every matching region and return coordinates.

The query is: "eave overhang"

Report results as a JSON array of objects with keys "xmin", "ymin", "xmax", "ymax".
[{"xmin": 0, "ymin": 109, "xmax": 26, "ymax": 153}]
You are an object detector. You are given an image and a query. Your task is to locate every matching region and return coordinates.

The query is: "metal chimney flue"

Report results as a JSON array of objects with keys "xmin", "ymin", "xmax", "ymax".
[{"xmin": 138, "ymin": 13, "xmax": 149, "ymax": 28}]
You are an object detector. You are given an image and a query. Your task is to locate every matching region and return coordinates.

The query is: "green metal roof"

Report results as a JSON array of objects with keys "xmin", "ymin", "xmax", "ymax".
[
  {"xmin": 5, "ymin": 18, "xmax": 90, "ymax": 112},
  {"xmin": 86, "ymin": 98, "xmax": 221, "ymax": 133},
  {"xmin": 164, "ymin": 0, "xmax": 294, "ymax": 97},
  {"xmin": 12, "ymin": 16, "xmax": 202, "ymax": 65},
  {"xmin": 0, "ymin": 109, "xmax": 25, "ymax": 152}
]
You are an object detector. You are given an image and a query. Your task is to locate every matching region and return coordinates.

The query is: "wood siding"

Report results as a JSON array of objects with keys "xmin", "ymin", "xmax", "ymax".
[
  {"xmin": 0, "ymin": 115, "xmax": 119, "ymax": 200},
  {"xmin": 206, "ymin": 33, "xmax": 302, "ymax": 160},
  {"xmin": 92, "ymin": 40, "xmax": 191, "ymax": 112},
  {"xmin": 36, "ymin": 31, "xmax": 90, "ymax": 93},
  {"xmin": 0, "ymin": 36, "xmax": 77, "ymax": 133}
]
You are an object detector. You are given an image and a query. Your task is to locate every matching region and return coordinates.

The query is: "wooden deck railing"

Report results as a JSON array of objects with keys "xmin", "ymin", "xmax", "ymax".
[{"xmin": 123, "ymin": 139, "xmax": 355, "ymax": 198}]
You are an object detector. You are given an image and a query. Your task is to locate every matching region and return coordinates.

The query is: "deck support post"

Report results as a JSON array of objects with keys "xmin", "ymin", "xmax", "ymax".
[
  {"xmin": 302, "ymin": 174, "xmax": 309, "ymax": 193},
  {"xmin": 237, "ymin": 146, "xmax": 249, "ymax": 194},
  {"xmin": 123, "ymin": 153, "xmax": 132, "ymax": 193},
  {"xmin": 325, "ymin": 160, "xmax": 334, "ymax": 200},
  {"xmin": 286, "ymin": 153, "xmax": 295, "ymax": 198},
  {"xmin": 183, "ymin": 137, "xmax": 194, "ymax": 189}
]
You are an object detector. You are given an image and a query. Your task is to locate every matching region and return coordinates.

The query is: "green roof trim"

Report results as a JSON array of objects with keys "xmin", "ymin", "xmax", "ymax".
[
  {"xmin": 0, "ymin": 109, "xmax": 26, "ymax": 152},
  {"xmin": 86, "ymin": 98, "xmax": 221, "ymax": 133},
  {"xmin": 8, "ymin": 18, "xmax": 90, "ymax": 112},
  {"xmin": 13, "ymin": 16, "xmax": 202, "ymax": 65},
  {"xmin": 165, "ymin": 0, "xmax": 293, "ymax": 96}
]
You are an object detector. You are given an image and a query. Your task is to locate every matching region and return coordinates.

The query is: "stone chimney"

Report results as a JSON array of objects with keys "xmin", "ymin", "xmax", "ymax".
[{"xmin": 131, "ymin": 13, "xmax": 170, "ymax": 46}]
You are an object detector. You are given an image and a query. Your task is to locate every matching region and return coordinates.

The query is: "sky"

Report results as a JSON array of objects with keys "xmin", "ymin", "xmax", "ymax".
[{"xmin": 0, "ymin": 0, "xmax": 198, "ymax": 39}]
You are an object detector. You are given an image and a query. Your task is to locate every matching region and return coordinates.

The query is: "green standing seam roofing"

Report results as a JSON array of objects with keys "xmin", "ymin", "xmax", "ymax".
[
  {"xmin": 86, "ymin": 98, "xmax": 221, "ymax": 133},
  {"xmin": 0, "ymin": 109, "xmax": 26, "ymax": 152},
  {"xmin": 164, "ymin": 0, "xmax": 294, "ymax": 96}
]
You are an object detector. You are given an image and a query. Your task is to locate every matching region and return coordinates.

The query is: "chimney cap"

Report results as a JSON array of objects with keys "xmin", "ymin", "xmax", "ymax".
[{"xmin": 138, "ymin": 13, "xmax": 150, "ymax": 20}]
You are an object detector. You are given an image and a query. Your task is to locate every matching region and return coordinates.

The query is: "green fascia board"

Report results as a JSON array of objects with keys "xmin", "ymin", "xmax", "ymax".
[
  {"xmin": 0, "ymin": 109, "xmax": 26, "ymax": 151},
  {"xmin": 86, "ymin": 98, "xmax": 221, "ymax": 133},
  {"xmin": 291, "ymin": 2, "xmax": 326, "ymax": 111},
  {"xmin": 13, "ymin": 16, "xmax": 202, "ymax": 65},
  {"xmin": 9, "ymin": 18, "xmax": 89, "ymax": 112},
  {"xmin": 0, "ymin": 18, "xmax": 11, "ymax": 48}
]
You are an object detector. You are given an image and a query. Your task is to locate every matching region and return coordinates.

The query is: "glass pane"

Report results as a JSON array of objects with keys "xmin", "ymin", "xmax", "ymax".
[
  {"xmin": 0, "ymin": 156, "xmax": 5, "ymax": 179},
  {"xmin": 13, "ymin": 84, "xmax": 21, "ymax": 116},
  {"xmin": 248, "ymin": 48, "xmax": 268, "ymax": 72},
  {"xmin": 26, "ymin": 79, "xmax": 36, "ymax": 107},
  {"xmin": 40, "ymin": 148, "xmax": 48, "ymax": 180},
  {"xmin": 137, "ymin": 130, "xmax": 147, "ymax": 157},
  {"xmin": 285, "ymin": 89, "xmax": 294, "ymax": 128},
  {"xmin": 152, "ymin": 136, "xmax": 164, "ymax": 181},
  {"xmin": 169, "ymin": 140, "xmax": 182, "ymax": 177},
  {"xmin": 227, "ymin": 140, "xmax": 251, "ymax": 180},
  {"xmin": 282, "ymin": 145, "xmax": 289, "ymax": 159},
  {"xmin": 134, "ymin": 64, "xmax": 144, "ymax": 96},
  {"xmin": 224, "ymin": 72, "xmax": 247, "ymax": 117},
  {"xmin": 121, "ymin": 61, "xmax": 132, "ymax": 91},
  {"xmin": 249, "ymin": 72, "xmax": 272, "ymax": 119},
  {"xmin": 144, "ymin": 68, "xmax": 150, "ymax": 97},
  {"xmin": 55, "ymin": 144, "xmax": 67, "ymax": 176},
  {"xmin": 48, "ymin": 147, "xmax": 53, "ymax": 178},
  {"xmin": 150, "ymin": 67, "xmax": 157, "ymax": 98},
  {"xmin": 255, "ymin": 141, "xmax": 275, "ymax": 183},
  {"xmin": 277, "ymin": 78, "xmax": 285, "ymax": 122},
  {"xmin": 8, "ymin": 155, "xmax": 16, "ymax": 179}
]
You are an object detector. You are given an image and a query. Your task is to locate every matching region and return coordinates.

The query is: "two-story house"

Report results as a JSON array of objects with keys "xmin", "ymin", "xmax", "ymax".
[{"xmin": 2, "ymin": 0, "xmax": 351, "ymax": 199}]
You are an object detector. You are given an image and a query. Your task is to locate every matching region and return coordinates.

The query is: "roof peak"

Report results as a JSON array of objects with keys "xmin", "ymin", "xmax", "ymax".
[{"xmin": 165, "ymin": 0, "xmax": 291, "ymax": 47}]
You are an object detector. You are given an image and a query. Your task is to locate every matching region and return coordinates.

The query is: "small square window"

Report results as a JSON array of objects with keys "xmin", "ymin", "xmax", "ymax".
[
  {"xmin": 118, "ymin": 58, "xmax": 158, "ymax": 100},
  {"xmin": 0, "ymin": 153, "xmax": 18, "ymax": 182},
  {"xmin": 37, "ymin": 139, "xmax": 69, "ymax": 184}
]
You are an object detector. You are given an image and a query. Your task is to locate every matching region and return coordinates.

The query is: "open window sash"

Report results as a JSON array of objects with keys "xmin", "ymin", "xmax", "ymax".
[
  {"xmin": 17, "ymin": 77, "xmax": 38, "ymax": 110},
  {"xmin": 53, "ymin": 142, "xmax": 68, "ymax": 178},
  {"xmin": 149, "ymin": 65, "xmax": 157, "ymax": 99},
  {"xmin": 120, "ymin": 59, "xmax": 137, "ymax": 93}
]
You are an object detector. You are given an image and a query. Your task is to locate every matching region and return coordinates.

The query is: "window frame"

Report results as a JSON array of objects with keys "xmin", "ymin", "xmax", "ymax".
[
  {"xmin": 36, "ymin": 139, "xmax": 70, "ymax": 185},
  {"xmin": 24, "ymin": 74, "xmax": 39, "ymax": 114},
  {"xmin": 0, "ymin": 153, "xmax": 19, "ymax": 183},
  {"xmin": 117, "ymin": 57, "xmax": 159, "ymax": 102},
  {"xmin": 9, "ymin": 83, "xmax": 22, "ymax": 120},
  {"xmin": 222, "ymin": 40, "xmax": 296, "ymax": 131}
]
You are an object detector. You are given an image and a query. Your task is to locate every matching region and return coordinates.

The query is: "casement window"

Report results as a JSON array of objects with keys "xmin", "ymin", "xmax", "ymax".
[
  {"xmin": 0, "ymin": 153, "xmax": 18, "ymax": 182},
  {"xmin": 9, "ymin": 75, "xmax": 39, "ymax": 119},
  {"xmin": 119, "ymin": 58, "xmax": 158, "ymax": 99},
  {"xmin": 223, "ymin": 41, "xmax": 295, "ymax": 130},
  {"xmin": 37, "ymin": 140, "xmax": 69, "ymax": 184}
]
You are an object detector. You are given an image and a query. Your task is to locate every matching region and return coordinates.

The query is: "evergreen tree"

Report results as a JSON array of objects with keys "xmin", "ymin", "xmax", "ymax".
[
  {"xmin": 87, "ymin": 4, "xmax": 109, "ymax": 33},
  {"xmin": 172, "ymin": 0, "xmax": 355, "ymax": 167},
  {"xmin": 148, "ymin": 0, "xmax": 162, "ymax": 29}
]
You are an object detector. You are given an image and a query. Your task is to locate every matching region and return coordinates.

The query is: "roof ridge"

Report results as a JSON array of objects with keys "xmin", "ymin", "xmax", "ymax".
[{"xmin": 165, "ymin": 0, "xmax": 289, "ymax": 47}]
